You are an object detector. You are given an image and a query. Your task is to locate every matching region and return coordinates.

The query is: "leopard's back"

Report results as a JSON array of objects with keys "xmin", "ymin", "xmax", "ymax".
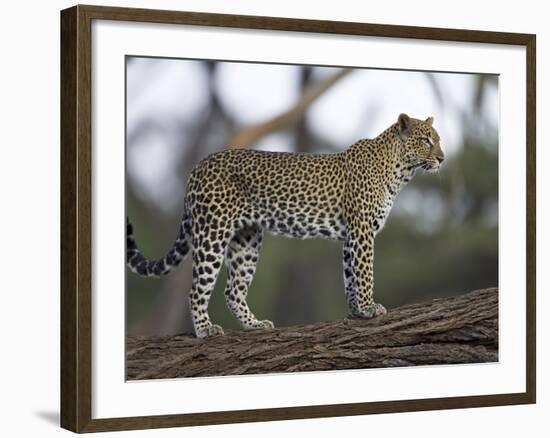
[{"xmin": 187, "ymin": 149, "xmax": 348, "ymax": 240}]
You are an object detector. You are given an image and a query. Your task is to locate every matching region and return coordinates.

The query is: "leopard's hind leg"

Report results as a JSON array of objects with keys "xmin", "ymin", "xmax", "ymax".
[
  {"xmin": 188, "ymin": 217, "xmax": 235, "ymax": 338},
  {"xmin": 223, "ymin": 225, "xmax": 274, "ymax": 331}
]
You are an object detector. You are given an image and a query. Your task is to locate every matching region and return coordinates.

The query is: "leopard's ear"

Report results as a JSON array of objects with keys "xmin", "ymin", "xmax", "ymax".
[
  {"xmin": 425, "ymin": 116, "xmax": 434, "ymax": 126},
  {"xmin": 398, "ymin": 113, "xmax": 412, "ymax": 139}
]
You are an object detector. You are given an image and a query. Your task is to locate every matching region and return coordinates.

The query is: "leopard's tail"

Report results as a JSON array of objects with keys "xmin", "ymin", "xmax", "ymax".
[{"xmin": 126, "ymin": 214, "xmax": 191, "ymax": 278}]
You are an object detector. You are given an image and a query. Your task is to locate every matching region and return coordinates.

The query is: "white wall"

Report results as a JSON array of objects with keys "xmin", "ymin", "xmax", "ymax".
[{"xmin": 0, "ymin": 0, "xmax": 546, "ymax": 437}]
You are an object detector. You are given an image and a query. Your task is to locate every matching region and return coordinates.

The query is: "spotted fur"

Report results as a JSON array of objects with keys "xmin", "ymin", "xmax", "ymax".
[{"xmin": 127, "ymin": 114, "xmax": 444, "ymax": 338}]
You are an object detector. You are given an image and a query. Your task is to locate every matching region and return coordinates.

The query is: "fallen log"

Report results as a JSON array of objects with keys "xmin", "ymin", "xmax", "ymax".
[{"xmin": 127, "ymin": 287, "xmax": 498, "ymax": 379}]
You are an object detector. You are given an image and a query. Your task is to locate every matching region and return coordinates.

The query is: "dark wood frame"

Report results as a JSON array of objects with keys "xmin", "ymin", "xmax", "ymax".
[{"xmin": 60, "ymin": 4, "xmax": 536, "ymax": 433}]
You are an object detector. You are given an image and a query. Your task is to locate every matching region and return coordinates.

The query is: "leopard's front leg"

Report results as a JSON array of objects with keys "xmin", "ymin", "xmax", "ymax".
[{"xmin": 343, "ymin": 228, "xmax": 387, "ymax": 319}]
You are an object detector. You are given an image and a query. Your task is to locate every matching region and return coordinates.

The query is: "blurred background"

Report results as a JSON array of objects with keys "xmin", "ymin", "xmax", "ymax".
[{"xmin": 126, "ymin": 57, "xmax": 498, "ymax": 336}]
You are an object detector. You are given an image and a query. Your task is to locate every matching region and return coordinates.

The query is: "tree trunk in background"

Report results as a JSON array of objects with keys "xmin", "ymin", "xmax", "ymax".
[
  {"xmin": 226, "ymin": 68, "xmax": 352, "ymax": 148},
  {"xmin": 127, "ymin": 287, "xmax": 497, "ymax": 379}
]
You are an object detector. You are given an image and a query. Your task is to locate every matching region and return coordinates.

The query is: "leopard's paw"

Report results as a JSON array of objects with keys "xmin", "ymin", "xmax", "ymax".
[
  {"xmin": 246, "ymin": 319, "xmax": 275, "ymax": 331},
  {"xmin": 371, "ymin": 303, "xmax": 387, "ymax": 317},
  {"xmin": 257, "ymin": 319, "xmax": 275, "ymax": 330},
  {"xmin": 350, "ymin": 303, "xmax": 387, "ymax": 319},
  {"xmin": 196, "ymin": 324, "xmax": 225, "ymax": 338}
]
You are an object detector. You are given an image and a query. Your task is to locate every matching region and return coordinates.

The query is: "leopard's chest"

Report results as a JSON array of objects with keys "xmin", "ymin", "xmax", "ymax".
[
  {"xmin": 369, "ymin": 170, "xmax": 412, "ymax": 235},
  {"xmin": 372, "ymin": 189, "xmax": 399, "ymax": 235}
]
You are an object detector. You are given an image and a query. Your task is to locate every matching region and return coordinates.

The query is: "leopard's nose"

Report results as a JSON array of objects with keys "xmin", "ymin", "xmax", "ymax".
[{"xmin": 436, "ymin": 155, "xmax": 445, "ymax": 164}]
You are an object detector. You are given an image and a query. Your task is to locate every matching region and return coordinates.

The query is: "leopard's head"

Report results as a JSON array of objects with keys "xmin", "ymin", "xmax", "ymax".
[{"xmin": 397, "ymin": 113, "xmax": 444, "ymax": 172}]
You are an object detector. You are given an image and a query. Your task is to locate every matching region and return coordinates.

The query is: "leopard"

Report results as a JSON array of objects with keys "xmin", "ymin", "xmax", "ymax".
[{"xmin": 127, "ymin": 113, "xmax": 445, "ymax": 338}]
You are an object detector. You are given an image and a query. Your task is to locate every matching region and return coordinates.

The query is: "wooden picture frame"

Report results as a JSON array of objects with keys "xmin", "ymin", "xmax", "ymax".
[{"xmin": 60, "ymin": 4, "xmax": 536, "ymax": 433}]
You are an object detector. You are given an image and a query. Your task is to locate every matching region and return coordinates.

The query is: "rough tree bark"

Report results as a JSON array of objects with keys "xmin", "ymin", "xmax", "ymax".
[{"xmin": 126, "ymin": 287, "xmax": 497, "ymax": 379}]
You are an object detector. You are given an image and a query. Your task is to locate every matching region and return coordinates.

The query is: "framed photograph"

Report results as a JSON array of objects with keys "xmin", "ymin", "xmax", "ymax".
[{"xmin": 60, "ymin": 4, "xmax": 536, "ymax": 433}]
